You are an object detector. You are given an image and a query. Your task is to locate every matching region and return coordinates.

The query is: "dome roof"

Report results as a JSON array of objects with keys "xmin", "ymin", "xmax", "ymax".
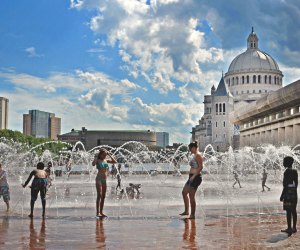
[{"xmin": 227, "ymin": 49, "xmax": 280, "ymax": 73}]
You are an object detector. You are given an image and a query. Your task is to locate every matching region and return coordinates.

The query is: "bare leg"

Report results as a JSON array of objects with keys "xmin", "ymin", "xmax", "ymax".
[
  {"xmin": 5, "ymin": 201, "xmax": 9, "ymax": 212},
  {"xmin": 100, "ymin": 184, "xmax": 107, "ymax": 217},
  {"xmin": 180, "ymin": 185, "xmax": 190, "ymax": 215},
  {"xmin": 188, "ymin": 188, "xmax": 196, "ymax": 219},
  {"xmin": 29, "ymin": 200, "xmax": 35, "ymax": 217},
  {"xmin": 96, "ymin": 183, "xmax": 101, "ymax": 216}
]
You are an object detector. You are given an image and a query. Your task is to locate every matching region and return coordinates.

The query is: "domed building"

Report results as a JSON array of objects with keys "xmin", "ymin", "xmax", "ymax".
[
  {"xmin": 191, "ymin": 28, "xmax": 284, "ymax": 152},
  {"xmin": 224, "ymin": 28, "xmax": 283, "ymax": 103}
]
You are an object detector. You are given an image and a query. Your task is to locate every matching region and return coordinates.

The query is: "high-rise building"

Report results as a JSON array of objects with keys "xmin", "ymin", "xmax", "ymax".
[
  {"xmin": 156, "ymin": 132, "xmax": 169, "ymax": 148},
  {"xmin": 23, "ymin": 110, "xmax": 61, "ymax": 140},
  {"xmin": 0, "ymin": 97, "xmax": 9, "ymax": 129}
]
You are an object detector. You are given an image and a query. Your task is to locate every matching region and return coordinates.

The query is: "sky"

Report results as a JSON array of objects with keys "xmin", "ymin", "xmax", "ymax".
[{"xmin": 0, "ymin": 0, "xmax": 300, "ymax": 143}]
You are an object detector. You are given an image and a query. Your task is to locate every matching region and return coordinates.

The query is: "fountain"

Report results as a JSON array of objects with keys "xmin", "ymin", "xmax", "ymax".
[{"xmin": 1, "ymin": 138, "xmax": 300, "ymax": 248}]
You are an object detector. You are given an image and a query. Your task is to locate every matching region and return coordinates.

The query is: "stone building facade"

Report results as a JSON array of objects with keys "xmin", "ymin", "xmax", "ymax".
[{"xmin": 191, "ymin": 28, "xmax": 292, "ymax": 151}]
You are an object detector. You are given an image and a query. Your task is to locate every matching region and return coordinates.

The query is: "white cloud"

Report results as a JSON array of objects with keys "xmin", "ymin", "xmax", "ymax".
[{"xmin": 25, "ymin": 47, "xmax": 43, "ymax": 58}]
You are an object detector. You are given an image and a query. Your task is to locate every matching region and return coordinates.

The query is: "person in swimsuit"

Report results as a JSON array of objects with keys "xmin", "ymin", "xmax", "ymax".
[
  {"xmin": 92, "ymin": 149, "xmax": 117, "ymax": 217},
  {"xmin": 280, "ymin": 156, "xmax": 298, "ymax": 236},
  {"xmin": 180, "ymin": 141, "xmax": 203, "ymax": 219},
  {"xmin": 22, "ymin": 162, "xmax": 48, "ymax": 218},
  {"xmin": 0, "ymin": 163, "xmax": 10, "ymax": 212}
]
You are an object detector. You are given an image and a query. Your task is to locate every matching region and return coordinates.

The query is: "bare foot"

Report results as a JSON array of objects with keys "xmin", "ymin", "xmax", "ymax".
[
  {"xmin": 28, "ymin": 214, "xmax": 33, "ymax": 218},
  {"xmin": 179, "ymin": 212, "xmax": 189, "ymax": 216},
  {"xmin": 187, "ymin": 216, "xmax": 195, "ymax": 220}
]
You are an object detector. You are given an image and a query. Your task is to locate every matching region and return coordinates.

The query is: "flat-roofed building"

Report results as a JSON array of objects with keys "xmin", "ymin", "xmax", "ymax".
[
  {"xmin": 23, "ymin": 110, "xmax": 61, "ymax": 140},
  {"xmin": 58, "ymin": 127, "xmax": 157, "ymax": 150},
  {"xmin": 0, "ymin": 97, "xmax": 9, "ymax": 129}
]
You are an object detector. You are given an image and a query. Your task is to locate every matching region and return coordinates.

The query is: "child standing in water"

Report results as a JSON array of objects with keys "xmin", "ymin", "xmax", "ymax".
[
  {"xmin": 0, "ymin": 163, "xmax": 10, "ymax": 211},
  {"xmin": 280, "ymin": 156, "xmax": 298, "ymax": 236},
  {"xmin": 22, "ymin": 162, "xmax": 48, "ymax": 218},
  {"xmin": 92, "ymin": 149, "xmax": 117, "ymax": 217}
]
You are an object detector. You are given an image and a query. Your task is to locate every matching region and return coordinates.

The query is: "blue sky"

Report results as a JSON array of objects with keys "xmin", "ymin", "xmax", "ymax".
[{"xmin": 0, "ymin": 0, "xmax": 300, "ymax": 143}]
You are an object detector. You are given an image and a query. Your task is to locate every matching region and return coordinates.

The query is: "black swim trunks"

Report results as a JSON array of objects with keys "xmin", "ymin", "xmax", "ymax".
[{"xmin": 186, "ymin": 174, "xmax": 202, "ymax": 190}]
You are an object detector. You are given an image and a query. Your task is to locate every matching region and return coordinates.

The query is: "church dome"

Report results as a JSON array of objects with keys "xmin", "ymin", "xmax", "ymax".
[
  {"xmin": 228, "ymin": 49, "xmax": 280, "ymax": 73},
  {"xmin": 224, "ymin": 28, "xmax": 283, "ymax": 103},
  {"xmin": 227, "ymin": 28, "xmax": 280, "ymax": 74}
]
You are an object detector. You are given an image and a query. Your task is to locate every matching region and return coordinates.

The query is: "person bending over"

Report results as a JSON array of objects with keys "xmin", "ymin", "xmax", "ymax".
[
  {"xmin": 0, "ymin": 163, "xmax": 10, "ymax": 212},
  {"xmin": 180, "ymin": 141, "xmax": 203, "ymax": 219},
  {"xmin": 22, "ymin": 162, "xmax": 48, "ymax": 218}
]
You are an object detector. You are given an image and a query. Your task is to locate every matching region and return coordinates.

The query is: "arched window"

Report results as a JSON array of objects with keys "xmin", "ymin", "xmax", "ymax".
[
  {"xmin": 247, "ymin": 75, "xmax": 249, "ymax": 83},
  {"xmin": 274, "ymin": 76, "xmax": 277, "ymax": 84},
  {"xmin": 216, "ymin": 103, "xmax": 218, "ymax": 113},
  {"xmin": 232, "ymin": 77, "xmax": 235, "ymax": 85},
  {"xmin": 219, "ymin": 103, "xmax": 222, "ymax": 113},
  {"xmin": 242, "ymin": 76, "xmax": 245, "ymax": 84},
  {"xmin": 258, "ymin": 75, "xmax": 261, "ymax": 83},
  {"xmin": 253, "ymin": 90, "xmax": 255, "ymax": 93},
  {"xmin": 236, "ymin": 77, "xmax": 239, "ymax": 85},
  {"xmin": 269, "ymin": 75, "xmax": 271, "ymax": 84},
  {"xmin": 253, "ymin": 75, "xmax": 256, "ymax": 83},
  {"xmin": 228, "ymin": 79, "xmax": 230, "ymax": 86},
  {"xmin": 223, "ymin": 103, "xmax": 226, "ymax": 113},
  {"xmin": 247, "ymin": 90, "xmax": 249, "ymax": 93},
  {"xmin": 216, "ymin": 122, "xmax": 218, "ymax": 128},
  {"xmin": 264, "ymin": 75, "xmax": 267, "ymax": 83},
  {"xmin": 259, "ymin": 90, "xmax": 262, "ymax": 93},
  {"xmin": 223, "ymin": 121, "xmax": 226, "ymax": 127}
]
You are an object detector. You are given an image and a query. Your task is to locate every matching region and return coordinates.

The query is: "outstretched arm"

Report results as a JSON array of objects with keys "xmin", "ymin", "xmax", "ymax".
[{"xmin": 22, "ymin": 170, "xmax": 35, "ymax": 187}]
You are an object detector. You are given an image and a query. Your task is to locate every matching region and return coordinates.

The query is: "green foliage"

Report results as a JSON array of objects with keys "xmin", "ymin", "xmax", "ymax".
[{"xmin": 0, "ymin": 129, "xmax": 66, "ymax": 155}]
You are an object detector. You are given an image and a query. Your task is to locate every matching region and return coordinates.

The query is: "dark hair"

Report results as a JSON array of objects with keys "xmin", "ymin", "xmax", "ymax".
[
  {"xmin": 188, "ymin": 141, "xmax": 198, "ymax": 149},
  {"xmin": 37, "ymin": 162, "xmax": 45, "ymax": 170},
  {"xmin": 283, "ymin": 156, "xmax": 294, "ymax": 168},
  {"xmin": 98, "ymin": 148, "xmax": 107, "ymax": 159}
]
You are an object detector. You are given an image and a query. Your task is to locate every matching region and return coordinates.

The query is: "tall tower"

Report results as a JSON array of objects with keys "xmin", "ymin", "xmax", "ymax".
[{"xmin": 0, "ymin": 97, "xmax": 9, "ymax": 129}]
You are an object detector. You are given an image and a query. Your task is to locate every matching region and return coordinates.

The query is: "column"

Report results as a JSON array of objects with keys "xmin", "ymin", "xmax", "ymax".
[
  {"xmin": 293, "ymin": 124, "xmax": 300, "ymax": 146},
  {"xmin": 285, "ymin": 126, "xmax": 293, "ymax": 146},
  {"xmin": 278, "ymin": 127, "xmax": 285, "ymax": 146},
  {"xmin": 271, "ymin": 128, "xmax": 279, "ymax": 146}
]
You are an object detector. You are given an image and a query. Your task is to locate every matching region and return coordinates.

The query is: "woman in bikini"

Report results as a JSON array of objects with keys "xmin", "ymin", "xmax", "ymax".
[
  {"xmin": 180, "ymin": 141, "xmax": 203, "ymax": 219},
  {"xmin": 92, "ymin": 149, "xmax": 117, "ymax": 217}
]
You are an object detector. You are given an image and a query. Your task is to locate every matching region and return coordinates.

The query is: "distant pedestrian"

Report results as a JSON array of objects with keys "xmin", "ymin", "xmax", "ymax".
[
  {"xmin": 233, "ymin": 171, "xmax": 242, "ymax": 188},
  {"xmin": 261, "ymin": 168, "xmax": 270, "ymax": 192},
  {"xmin": 116, "ymin": 173, "xmax": 121, "ymax": 191},
  {"xmin": 0, "ymin": 163, "xmax": 10, "ymax": 212},
  {"xmin": 280, "ymin": 156, "xmax": 298, "ymax": 236}
]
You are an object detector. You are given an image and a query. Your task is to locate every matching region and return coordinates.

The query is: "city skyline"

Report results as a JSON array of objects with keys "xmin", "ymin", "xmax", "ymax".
[{"xmin": 1, "ymin": 1, "xmax": 300, "ymax": 143}]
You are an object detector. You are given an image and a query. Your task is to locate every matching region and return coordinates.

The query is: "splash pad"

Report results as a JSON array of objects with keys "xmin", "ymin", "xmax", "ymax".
[{"xmin": 1, "ymin": 138, "xmax": 300, "ymax": 249}]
